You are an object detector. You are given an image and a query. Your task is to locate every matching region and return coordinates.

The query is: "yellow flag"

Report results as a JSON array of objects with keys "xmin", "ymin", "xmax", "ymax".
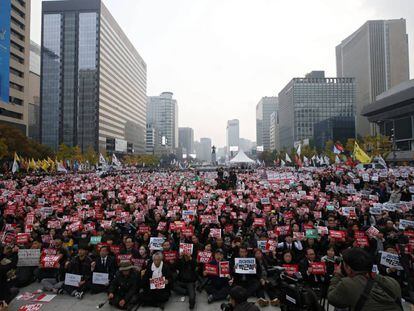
[
  {"xmin": 354, "ymin": 142, "xmax": 371, "ymax": 164},
  {"xmin": 14, "ymin": 152, "xmax": 20, "ymax": 162},
  {"xmin": 29, "ymin": 158, "xmax": 36, "ymax": 170},
  {"xmin": 41, "ymin": 160, "xmax": 49, "ymax": 171}
]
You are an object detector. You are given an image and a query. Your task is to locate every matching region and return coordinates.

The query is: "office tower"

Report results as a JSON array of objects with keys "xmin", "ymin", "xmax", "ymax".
[
  {"xmin": 28, "ymin": 41, "xmax": 40, "ymax": 142},
  {"xmin": 145, "ymin": 124, "xmax": 157, "ymax": 154},
  {"xmin": 178, "ymin": 127, "xmax": 194, "ymax": 157},
  {"xmin": 269, "ymin": 111, "xmax": 279, "ymax": 151},
  {"xmin": 226, "ymin": 119, "xmax": 239, "ymax": 154},
  {"xmin": 256, "ymin": 96, "xmax": 278, "ymax": 151},
  {"xmin": 147, "ymin": 92, "xmax": 179, "ymax": 152},
  {"xmin": 278, "ymin": 71, "xmax": 355, "ymax": 149},
  {"xmin": 41, "ymin": 0, "xmax": 147, "ymax": 154},
  {"xmin": 0, "ymin": 0, "xmax": 31, "ymax": 134},
  {"xmin": 336, "ymin": 19, "xmax": 409, "ymax": 137},
  {"xmin": 199, "ymin": 137, "xmax": 212, "ymax": 162},
  {"xmin": 239, "ymin": 138, "xmax": 254, "ymax": 154}
]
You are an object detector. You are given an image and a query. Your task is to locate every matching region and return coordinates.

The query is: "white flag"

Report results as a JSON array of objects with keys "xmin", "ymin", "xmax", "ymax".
[
  {"xmin": 99, "ymin": 153, "xmax": 107, "ymax": 165},
  {"xmin": 303, "ymin": 156, "xmax": 309, "ymax": 167},
  {"xmin": 12, "ymin": 158, "xmax": 19, "ymax": 174},
  {"xmin": 324, "ymin": 156, "xmax": 330, "ymax": 165},
  {"xmin": 296, "ymin": 144, "xmax": 301, "ymax": 157},
  {"xmin": 281, "ymin": 159, "xmax": 286, "ymax": 167},
  {"xmin": 57, "ymin": 162, "xmax": 67, "ymax": 173},
  {"xmin": 112, "ymin": 154, "xmax": 121, "ymax": 167},
  {"xmin": 285, "ymin": 153, "xmax": 292, "ymax": 163},
  {"xmin": 335, "ymin": 155, "xmax": 341, "ymax": 164}
]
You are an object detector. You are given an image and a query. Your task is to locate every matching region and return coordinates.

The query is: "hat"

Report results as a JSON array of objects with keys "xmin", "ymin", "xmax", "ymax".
[{"xmin": 119, "ymin": 261, "xmax": 133, "ymax": 271}]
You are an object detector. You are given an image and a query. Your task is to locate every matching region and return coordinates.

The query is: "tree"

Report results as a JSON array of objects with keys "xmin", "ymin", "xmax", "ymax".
[
  {"xmin": 83, "ymin": 146, "xmax": 98, "ymax": 165},
  {"xmin": 324, "ymin": 140, "xmax": 335, "ymax": 162},
  {"xmin": 0, "ymin": 138, "xmax": 8, "ymax": 160},
  {"xmin": 56, "ymin": 144, "xmax": 73, "ymax": 161}
]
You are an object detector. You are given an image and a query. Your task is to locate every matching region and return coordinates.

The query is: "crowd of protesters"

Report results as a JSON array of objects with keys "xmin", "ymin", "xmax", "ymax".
[{"xmin": 0, "ymin": 165, "xmax": 413, "ymax": 310}]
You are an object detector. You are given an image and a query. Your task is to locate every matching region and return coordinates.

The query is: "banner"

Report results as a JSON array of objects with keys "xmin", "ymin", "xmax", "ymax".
[
  {"xmin": 18, "ymin": 304, "xmax": 43, "ymax": 311},
  {"xmin": 235, "ymin": 258, "xmax": 256, "ymax": 274},
  {"xmin": 150, "ymin": 276, "xmax": 166, "ymax": 289},
  {"xmin": 18, "ymin": 249, "xmax": 41, "ymax": 267},
  {"xmin": 40, "ymin": 255, "xmax": 61, "ymax": 268}
]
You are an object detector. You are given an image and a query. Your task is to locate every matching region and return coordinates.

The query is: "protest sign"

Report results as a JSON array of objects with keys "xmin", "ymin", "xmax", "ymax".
[
  {"xmin": 380, "ymin": 252, "xmax": 403, "ymax": 270},
  {"xmin": 218, "ymin": 261, "xmax": 229, "ymax": 278},
  {"xmin": 204, "ymin": 263, "xmax": 219, "ymax": 276},
  {"xmin": 306, "ymin": 229, "xmax": 318, "ymax": 239},
  {"xmin": 149, "ymin": 237, "xmax": 165, "ymax": 251},
  {"xmin": 163, "ymin": 251, "xmax": 178, "ymax": 264},
  {"xmin": 92, "ymin": 272, "xmax": 109, "ymax": 285},
  {"xmin": 197, "ymin": 251, "xmax": 212, "ymax": 264},
  {"xmin": 18, "ymin": 249, "xmax": 41, "ymax": 267},
  {"xmin": 235, "ymin": 258, "xmax": 256, "ymax": 274},
  {"xmin": 399, "ymin": 219, "xmax": 414, "ymax": 230},
  {"xmin": 150, "ymin": 276, "xmax": 166, "ymax": 289},
  {"xmin": 90, "ymin": 236, "xmax": 102, "ymax": 245},
  {"xmin": 283, "ymin": 264, "xmax": 299, "ymax": 276},
  {"xmin": 18, "ymin": 304, "xmax": 43, "ymax": 311},
  {"xmin": 310, "ymin": 262, "xmax": 326, "ymax": 275},
  {"xmin": 179, "ymin": 243, "xmax": 194, "ymax": 256},
  {"xmin": 210, "ymin": 228, "xmax": 222, "ymax": 239},
  {"xmin": 40, "ymin": 255, "xmax": 61, "ymax": 268},
  {"xmin": 64, "ymin": 273, "xmax": 82, "ymax": 287}
]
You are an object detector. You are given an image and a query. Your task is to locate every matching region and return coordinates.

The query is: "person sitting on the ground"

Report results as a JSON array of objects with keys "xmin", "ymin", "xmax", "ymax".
[
  {"xmin": 173, "ymin": 253, "xmax": 197, "ymax": 309},
  {"xmin": 139, "ymin": 252, "xmax": 172, "ymax": 308},
  {"xmin": 91, "ymin": 245, "xmax": 116, "ymax": 294},
  {"xmin": 108, "ymin": 261, "xmax": 139, "ymax": 310}
]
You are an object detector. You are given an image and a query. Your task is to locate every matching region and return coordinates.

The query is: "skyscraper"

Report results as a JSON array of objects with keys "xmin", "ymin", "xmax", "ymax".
[
  {"xmin": 278, "ymin": 71, "xmax": 355, "ymax": 149},
  {"xmin": 256, "ymin": 97, "xmax": 278, "ymax": 151},
  {"xmin": 336, "ymin": 19, "xmax": 409, "ymax": 137},
  {"xmin": 28, "ymin": 41, "xmax": 40, "ymax": 142},
  {"xmin": 269, "ymin": 111, "xmax": 279, "ymax": 151},
  {"xmin": 178, "ymin": 127, "xmax": 194, "ymax": 157},
  {"xmin": 0, "ymin": 0, "xmax": 31, "ymax": 134},
  {"xmin": 147, "ymin": 92, "xmax": 179, "ymax": 152},
  {"xmin": 226, "ymin": 119, "xmax": 239, "ymax": 154},
  {"xmin": 199, "ymin": 137, "xmax": 212, "ymax": 163},
  {"xmin": 41, "ymin": 0, "xmax": 147, "ymax": 154}
]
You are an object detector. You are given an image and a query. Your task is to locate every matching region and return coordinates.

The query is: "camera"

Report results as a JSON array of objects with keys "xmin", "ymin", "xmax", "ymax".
[{"xmin": 220, "ymin": 303, "xmax": 233, "ymax": 311}]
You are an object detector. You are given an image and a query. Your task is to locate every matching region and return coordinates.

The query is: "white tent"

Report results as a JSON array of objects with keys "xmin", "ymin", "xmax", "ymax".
[{"xmin": 229, "ymin": 150, "xmax": 255, "ymax": 164}]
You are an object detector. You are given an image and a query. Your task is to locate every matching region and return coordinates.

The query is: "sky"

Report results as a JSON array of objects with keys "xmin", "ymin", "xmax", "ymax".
[{"xmin": 31, "ymin": 0, "xmax": 414, "ymax": 147}]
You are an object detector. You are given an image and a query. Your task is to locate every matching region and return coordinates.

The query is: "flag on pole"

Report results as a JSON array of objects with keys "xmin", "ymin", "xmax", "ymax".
[
  {"xmin": 57, "ymin": 161, "xmax": 67, "ymax": 173},
  {"xmin": 333, "ymin": 143, "xmax": 344, "ymax": 154},
  {"xmin": 285, "ymin": 153, "xmax": 292, "ymax": 163},
  {"xmin": 324, "ymin": 156, "xmax": 330, "ymax": 165},
  {"xmin": 281, "ymin": 159, "xmax": 286, "ymax": 167},
  {"xmin": 112, "ymin": 153, "xmax": 121, "ymax": 167},
  {"xmin": 12, "ymin": 153, "xmax": 19, "ymax": 174},
  {"xmin": 303, "ymin": 156, "xmax": 309, "ymax": 167},
  {"xmin": 335, "ymin": 155, "xmax": 341, "ymax": 164},
  {"xmin": 296, "ymin": 144, "xmax": 301, "ymax": 157},
  {"xmin": 99, "ymin": 153, "xmax": 107, "ymax": 166},
  {"xmin": 353, "ymin": 142, "xmax": 371, "ymax": 164}
]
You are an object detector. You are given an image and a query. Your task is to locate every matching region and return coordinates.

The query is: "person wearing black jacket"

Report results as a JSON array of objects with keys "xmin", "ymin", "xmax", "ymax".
[
  {"xmin": 0, "ymin": 245, "xmax": 19, "ymax": 303},
  {"xmin": 108, "ymin": 261, "xmax": 139, "ymax": 310},
  {"xmin": 231, "ymin": 245, "xmax": 261, "ymax": 299},
  {"xmin": 173, "ymin": 254, "xmax": 197, "ymax": 309},
  {"xmin": 205, "ymin": 249, "xmax": 231, "ymax": 303},
  {"xmin": 138, "ymin": 252, "xmax": 172, "ymax": 308},
  {"xmin": 62, "ymin": 245, "xmax": 92, "ymax": 299},
  {"xmin": 91, "ymin": 246, "xmax": 117, "ymax": 294}
]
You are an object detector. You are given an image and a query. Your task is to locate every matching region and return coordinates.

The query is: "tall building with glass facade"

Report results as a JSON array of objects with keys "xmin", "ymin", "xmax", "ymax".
[
  {"xmin": 0, "ymin": 0, "xmax": 31, "ymax": 134},
  {"xmin": 28, "ymin": 40, "xmax": 40, "ymax": 142},
  {"xmin": 199, "ymin": 137, "xmax": 212, "ymax": 163},
  {"xmin": 147, "ymin": 92, "xmax": 179, "ymax": 151},
  {"xmin": 226, "ymin": 119, "xmax": 239, "ymax": 154},
  {"xmin": 178, "ymin": 127, "xmax": 194, "ymax": 157},
  {"xmin": 41, "ymin": 0, "xmax": 147, "ymax": 154},
  {"xmin": 256, "ymin": 96, "xmax": 278, "ymax": 151},
  {"xmin": 278, "ymin": 71, "xmax": 355, "ymax": 149},
  {"xmin": 336, "ymin": 19, "xmax": 409, "ymax": 137}
]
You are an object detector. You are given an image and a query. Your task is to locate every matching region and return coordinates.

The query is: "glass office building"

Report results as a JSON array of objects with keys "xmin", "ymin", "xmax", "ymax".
[
  {"xmin": 278, "ymin": 71, "xmax": 355, "ymax": 149},
  {"xmin": 41, "ymin": 0, "xmax": 147, "ymax": 154}
]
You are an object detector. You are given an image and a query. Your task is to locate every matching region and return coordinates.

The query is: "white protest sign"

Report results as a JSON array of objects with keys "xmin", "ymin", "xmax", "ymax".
[
  {"xmin": 64, "ymin": 273, "xmax": 82, "ymax": 287},
  {"xmin": 235, "ymin": 258, "xmax": 256, "ymax": 274},
  {"xmin": 149, "ymin": 237, "xmax": 165, "ymax": 251},
  {"xmin": 92, "ymin": 272, "xmax": 109, "ymax": 285},
  {"xmin": 380, "ymin": 252, "xmax": 403, "ymax": 270},
  {"xmin": 150, "ymin": 276, "xmax": 166, "ymax": 289},
  {"xmin": 18, "ymin": 249, "xmax": 41, "ymax": 267},
  {"xmin": 399, "ymin": 219, "xmax": 414, "ymax": 230}
]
